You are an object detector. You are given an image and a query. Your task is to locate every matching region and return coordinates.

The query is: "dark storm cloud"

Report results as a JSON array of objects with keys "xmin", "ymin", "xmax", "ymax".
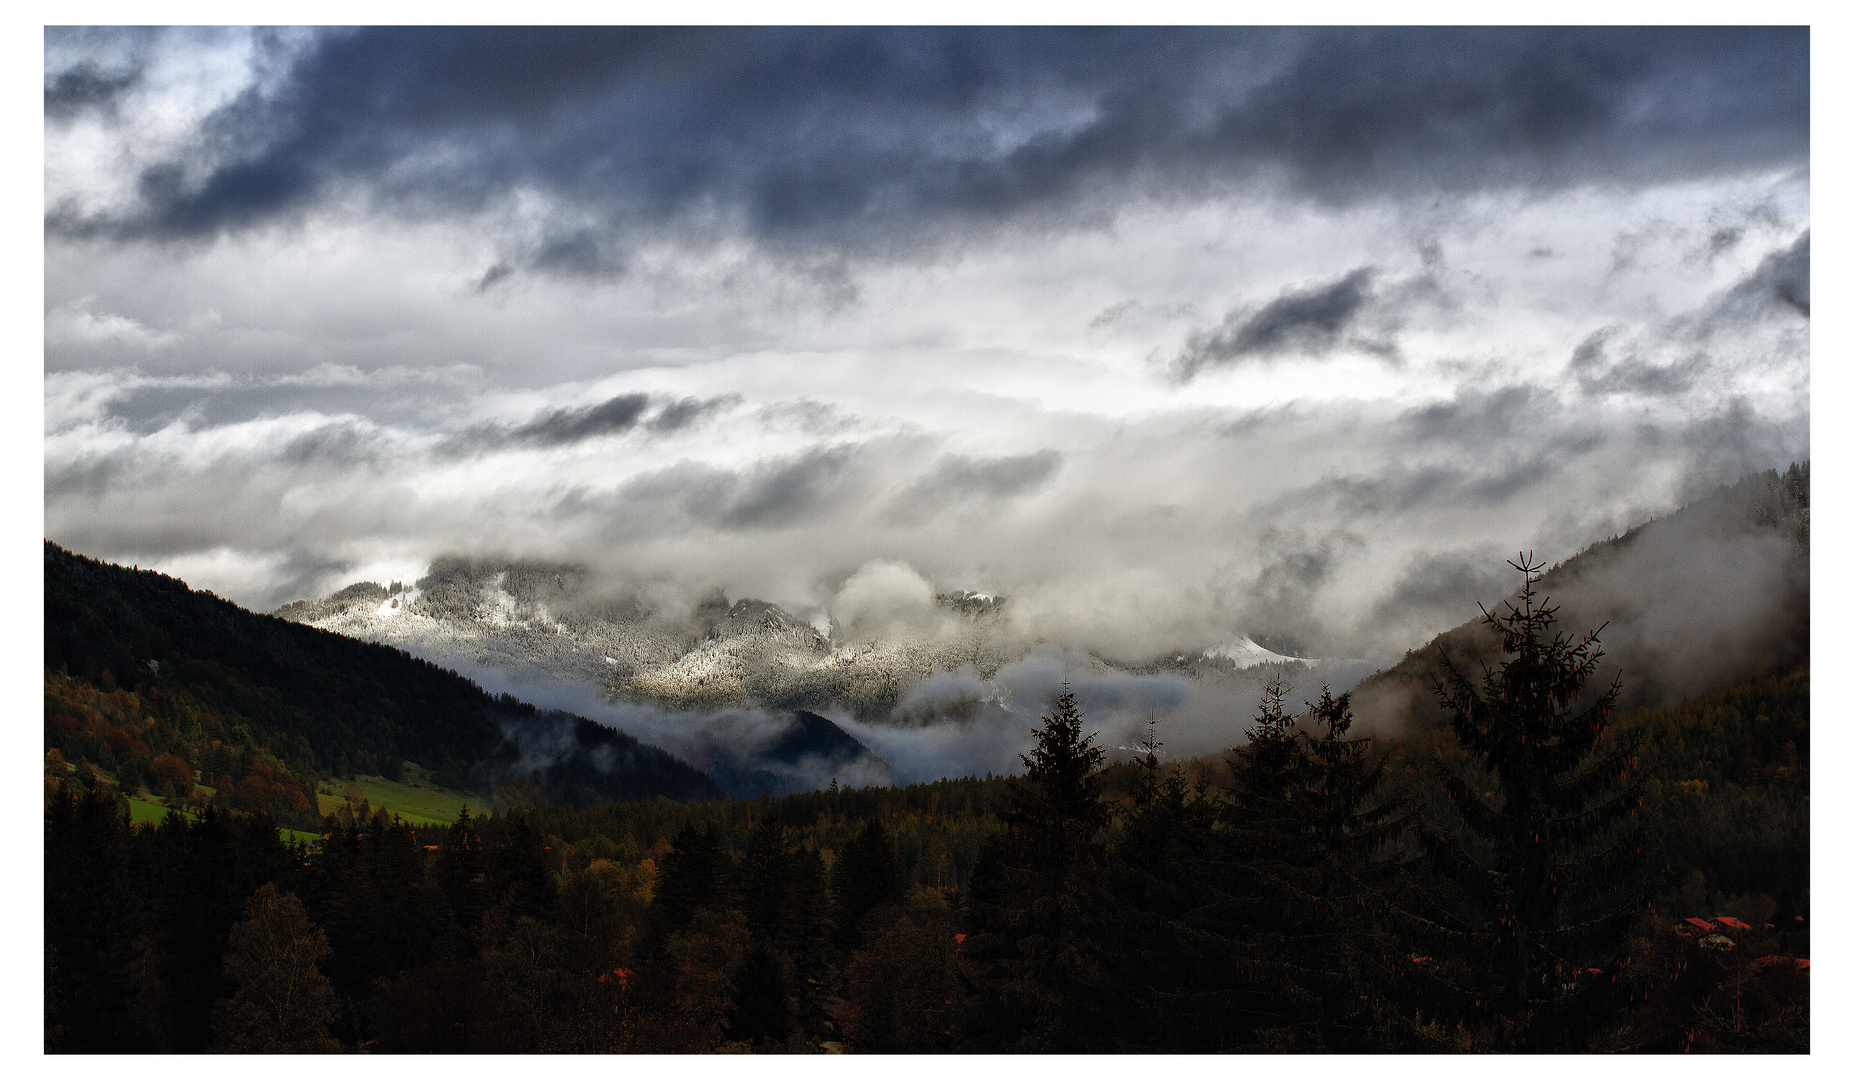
[
  {"xmin": 649, "ymin": 395, "xmax": 741, "ymax": 434},
  {"xmin": 42, "ymin": 25, "xmax": 162, "ymax": 121},
  {"xmin": 439, "ymin": 392, "xmax": 741, "ymax": 454},
  {"xmin": 45, "ymin": 61, "xmax": 141, "ymax": 121},
  {"xmin": 511, "ymin": 393, "xmax": 650, "ymax": 446},
  {"xmin": 1726, "ymin": 230, "xmax": 1809, "ymax": 318},
  {"xmin": 48, "ymin": 26, "xmax": 1808, "ymax": 258},
  {"xmin": 884, "ymin": 449, "xmax": 1062, "ymax": 523},
  {"xmin": 1235, "ymin": 30, "xmax": 1806, "ymax": 194},
  {"xmin": 1172, "ymin": 268, "xmax": 1377, "ymax": 379}
]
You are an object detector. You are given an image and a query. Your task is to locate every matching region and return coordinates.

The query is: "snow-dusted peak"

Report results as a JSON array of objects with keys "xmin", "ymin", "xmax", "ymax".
[{"xmin": 1206, "ymin": 635, "xmax": 1313, "ymax": 669}]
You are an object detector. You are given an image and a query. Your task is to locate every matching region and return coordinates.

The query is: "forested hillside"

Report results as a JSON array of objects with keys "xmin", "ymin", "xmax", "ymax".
[{"xmin": 44, "ymin": 542, "xmax": 723, "ymax": 816}]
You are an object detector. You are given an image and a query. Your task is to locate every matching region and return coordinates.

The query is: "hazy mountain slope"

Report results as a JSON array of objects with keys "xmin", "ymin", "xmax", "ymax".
[
  {"xmin": 1349, "ymin": 464, "xmax": 1808, "ymax": 734},
  {"xmin": 45, "ymin": 542, "xmax": 724, "ymax": 806}
]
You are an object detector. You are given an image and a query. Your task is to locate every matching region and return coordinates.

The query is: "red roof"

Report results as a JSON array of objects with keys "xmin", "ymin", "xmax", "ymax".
[
  {"xmin": 1684, "ymin": 917, "xmax": 1716, "ymax": 932},
  {"xmin": 1714, "ymin": 916, "xmax": 1752, "ymax": 931}
]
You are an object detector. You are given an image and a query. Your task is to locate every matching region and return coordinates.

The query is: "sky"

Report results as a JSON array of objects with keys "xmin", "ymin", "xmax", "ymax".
[{"xmin": 42, "ymin": 25, "xmax": 1811, "ymax": 662}]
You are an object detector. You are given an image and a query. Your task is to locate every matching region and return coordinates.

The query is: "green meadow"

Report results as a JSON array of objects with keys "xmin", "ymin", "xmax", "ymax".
[
  {"xmin": 126, "ymin": 796, "xmax": 193, "ymax": 827},
  {"xmin": 316, "ymin": 761, "xmax": 491, "ymax": 827}
]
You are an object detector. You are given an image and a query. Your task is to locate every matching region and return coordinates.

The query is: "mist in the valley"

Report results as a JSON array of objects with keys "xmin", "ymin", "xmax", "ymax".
[{"xmin": 379, "ymin": 570, "xmax": 1394, "ymax": 791}]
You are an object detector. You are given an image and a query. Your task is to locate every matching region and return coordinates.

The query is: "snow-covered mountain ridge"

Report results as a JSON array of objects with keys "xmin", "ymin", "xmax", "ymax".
[{"xmin": 276, "ymin": 557, "xmax": 1363, "ymax": 728}]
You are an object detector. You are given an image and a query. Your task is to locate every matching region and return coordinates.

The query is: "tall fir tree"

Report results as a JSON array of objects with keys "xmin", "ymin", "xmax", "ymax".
[
  {"xmin": 727, "ymin": 811, "xmax": 805, "ymax": 1048},
  {"xmin": 1101, "ymin": 716, "xmax": 1224, "ymax": 1051},
  {"xmin": 1409, "ymin": 555, "xmax": 1646, "ymax": 1051},
  {"xmin": 960, "ymin": 685, "xmax": 1111, "ymax": 1051},
  {"xmin": 433, "ymin": 804, "xmax": 489, "ymax": 952}
]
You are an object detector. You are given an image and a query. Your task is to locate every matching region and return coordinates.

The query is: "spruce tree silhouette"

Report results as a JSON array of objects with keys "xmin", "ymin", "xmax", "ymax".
[
  {"xmin": 1102, "ymin": 714, "xmax": 1222, "ymax": 1051},
  {"xmin": 960, "ymin": 684, "xmax": 1110, "ymax": 1051},
  {"xmin": 1410, "ymin": 554, "xmax": 1646, "ymax": 1051}
]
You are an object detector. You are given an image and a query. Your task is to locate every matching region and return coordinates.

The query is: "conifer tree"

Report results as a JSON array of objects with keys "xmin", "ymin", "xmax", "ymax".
[
  {"xmin": 44, "ymin": 786, "xmax": 145, "ymax": 1051},
  {"xmin": 434, "ymin": 804, "xmax": 488, "ymax": 950},
  {"xmin": 960, "ymin": 685, "xmax": 1111, "ymax": 1051},
  {"xmin": 632, "ymin": 819, "xmax": 735, "ymax": 1041},
  {"xmin": 727, "ymin": 811, "xmax": 803, "ymax": 1048},
  {"xmin": 832, "ymin": 818, "xmax": 905, "ymax": 954},
  {"xmin": 1411, "ymin": 554, "xmax": 1646, "ymax": 1051},
  {"xmin": 488, "ymin": 812, "xmax": 556, "ymax": 923},
  {"xmin": 647, "ymin": 820, "xmax": 731, "ymax": 944},
  {"xmin": 1137, "ymin": 679, "xmax": 1405, "ymax": 1051},
  {"xmin": 1102, "ymin": 716, "xmax": 1222, "ymax": 1051}
]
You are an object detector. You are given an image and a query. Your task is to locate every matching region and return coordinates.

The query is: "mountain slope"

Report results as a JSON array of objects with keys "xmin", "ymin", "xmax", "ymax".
[
  {"xmin": 44, "ymin": 542, "xmax": 724, "ymax": 807},
  {"xmin": 1349, "ymin": 464, "xmax": 1808, "ymax": 734}
]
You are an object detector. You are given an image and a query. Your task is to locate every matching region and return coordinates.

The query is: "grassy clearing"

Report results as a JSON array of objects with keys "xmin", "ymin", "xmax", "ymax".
[
  {"xmin": 129, "ymin": 794, "xmax": 318, "ymax": 844},
  {"xmin": 127, "ymin": 797, "xmax": 196, "ymax": 827},
  {"xmin": 316, "ymin": 761, "xmax": 491, "ymax": 827}
]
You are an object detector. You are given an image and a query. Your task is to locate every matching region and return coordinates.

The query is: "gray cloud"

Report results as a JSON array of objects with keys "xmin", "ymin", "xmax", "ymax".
[
  {"xmin": 512, "ymin": 392, "xmax": 650, "ymax": 446},
  {"xmin": 1236, "ymin": 526, "xmax": 1366, "ymax": 656},
  {"xmin": 1398, "ymin": 384, "xmax": 1549, "ymax": 448},
  {"xmin": 884, "ymin": 449, "xmax": 1061, "ymax": 523},
  {"xmin": 1173, "ymin": 268, "xmax": 1378, "ymax": 379},
  {"xmin": 720, "ymin": 446, "xmax": 859, "ymax": 528},
  {"xmin": 562, "ymin": 443, "xmax": 866, "ymax": 538},
  {"xmin": 1367, "ymin": 549, "xmax": 1516, "ymax": 643},
  {"xmin": 1726, "ymin": 230, "xmax": 1809, "ymax": 318},
  {"xmin": 1569, "ymin": 326, "xmax": 1703, "ymax": 399},
  {"xmin": 649, "ymin": 394, "xmax": 741, "ymax": 433},
  {"xmin": 436, "ymin": 393, "xmax": 744, "ymax": 456},
  {"xmin": 45, "ymin": 61, "xmax": 141, "ymax": 121},
  {"xmin": 277, "ymin": 420, "xmax": 393, "ymax": 467}
]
